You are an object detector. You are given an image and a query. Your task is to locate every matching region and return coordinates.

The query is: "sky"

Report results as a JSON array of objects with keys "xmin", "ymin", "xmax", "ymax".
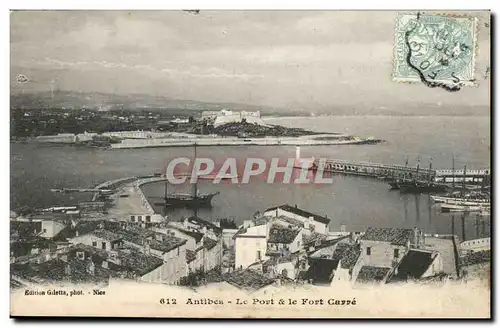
[{"xmin": 10, "ymin": 10, "xmax": 491, "ymax": 112}]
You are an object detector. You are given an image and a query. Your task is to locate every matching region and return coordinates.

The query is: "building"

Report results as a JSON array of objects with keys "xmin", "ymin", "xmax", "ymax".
[
  {"xmin": 69, "ymin": 229, "xmax": 123, "ymax": 252},
  {"xmin": 266, "ymin": 224, "xmax": 303, "ymax": 257},
  {"xmin": 305, "ymin": 239, "xmax": 361, "ymax": 285},
  {"xmin": 182, "ymin": 216, "xmax": 223, "ymax": 237},
  {"xmin": 234, "ymin": 218, "xmax": 269, "ymax": 269},
  {"xmin": 110, "ymin": 226, "xmax": 188, "ymax": 284},
  {"xmin": 213, "ymin": 110, "xmax": 263, "ymax": 127},
  {"xmin": 154, "ymin": 222, "xmax": 223, "ymax": 274},
  {"xmin": 128, "ymin": 214, "xmax": 165, "ymax": 225},
  {"xmin": 263, "ymin": 204, "xmax": 330, "ymax": 234},
  {"xmin": 388, "ymin": 249, "xmax": 443, "ymax": 283},
  {"xmin": 460, "ymin": 237, "xmax": 491, "ymax": 255},
  {"xmin": 11, "ymin": 244, "xmax": 115, "ymax": 286},
  {"xmin": 351, "ymin": 227, "xmax": 425, "ymax": 284}
]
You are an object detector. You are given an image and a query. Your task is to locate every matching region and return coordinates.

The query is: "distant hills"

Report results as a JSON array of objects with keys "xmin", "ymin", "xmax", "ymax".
[
  {"xmin": 10, "ymin": 90, "xmax": 490, "ymax": 117},
  {"xmin": 10, "ymin": 91, "xmax": 272, "ymax": 113}
]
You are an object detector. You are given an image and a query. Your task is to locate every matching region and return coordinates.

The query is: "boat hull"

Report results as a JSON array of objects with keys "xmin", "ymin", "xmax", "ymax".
[
  {"xmin": 440, "ymin": 203, "xmax": 484, "ymax": 213},
  {"xmin": 153, "ymin": 192, "xmax": 219, "ymax": 208},
  {"xmin": 398, "ymin": 182, "xmax": 447, "ymax": 194},
  {"xmin": 431, "ymin": 195, "xmax": 490, "ymax": 206}
]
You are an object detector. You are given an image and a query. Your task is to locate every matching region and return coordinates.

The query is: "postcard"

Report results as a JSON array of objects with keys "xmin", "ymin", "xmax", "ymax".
[{"xmin": 10, "ymin": 10, "xmax": 491, "ymax": 318}]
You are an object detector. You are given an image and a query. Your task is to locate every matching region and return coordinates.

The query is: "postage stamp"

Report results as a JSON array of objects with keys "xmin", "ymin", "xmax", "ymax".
[{"xmin": 393, "ymin": 12, "xmax": 478, "ymax": 90}]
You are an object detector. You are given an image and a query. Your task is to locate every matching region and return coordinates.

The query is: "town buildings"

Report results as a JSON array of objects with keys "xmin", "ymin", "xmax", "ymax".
[{"xmin": 10, "ymin": 200, "xmax": 484, "ymax": 291}]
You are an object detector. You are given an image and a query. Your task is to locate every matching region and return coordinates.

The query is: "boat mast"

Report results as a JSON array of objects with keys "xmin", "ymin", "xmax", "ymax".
[
  {"xmin": 403, "ymin": 156, "xmax": 409, "ymax": 181},
  {"xmin": 192, "ymin": 143, "xmax": 198, "ymax": 198},
  {"xmin": 415, "ymin": 156, "xmax": 420, "ymax": 182},
  {"xmin": 428, "ymin": 157, "xmax": 433, "ymax": 182},
  {"xmin": 452, "ymin": 154, "xmax": 455, "ymax": 191},
  {"xmin": 462, "ymin": 164, "xmax": 467, "ymax": 196},
  {"xmin": 164, "ymin": 160, "xmax": 169, "ymax": 213}
]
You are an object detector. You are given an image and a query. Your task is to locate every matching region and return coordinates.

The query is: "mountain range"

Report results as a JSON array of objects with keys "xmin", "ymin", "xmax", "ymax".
[{"xmin": 10, "ymin": 90, "xmax": 490, "ymax": 117}]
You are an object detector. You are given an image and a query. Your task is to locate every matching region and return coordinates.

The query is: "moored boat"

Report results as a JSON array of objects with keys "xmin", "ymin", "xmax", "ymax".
[
  {"xmin": 153, "ymin": 192, "xmax": 220, "ymax": 208},
  {"xmin": 440, "ymin": 203, "xmax": 484, "ymax": 213}
]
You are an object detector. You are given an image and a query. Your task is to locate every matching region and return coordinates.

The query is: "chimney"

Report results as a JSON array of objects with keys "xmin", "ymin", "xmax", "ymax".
[
  {"xmin": 275, "ymin": 208, "xmax": 279, "ymax": 218},
  {"xmin": 413, "ymin": 227, "xmax": 419, "ymax": 248},
  {"xmin": 295, "ymin": 204, "xmax": 298, "ymax": 208}
]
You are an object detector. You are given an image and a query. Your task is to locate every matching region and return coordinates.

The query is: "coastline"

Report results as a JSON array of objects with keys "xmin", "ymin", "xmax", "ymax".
[{"xmin": 108, "ymin": 135, "xmax": 383, "ymax": 149}]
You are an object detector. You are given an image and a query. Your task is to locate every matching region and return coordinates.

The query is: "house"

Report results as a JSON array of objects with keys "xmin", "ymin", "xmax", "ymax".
[
  {"xmin": 183, "ymin": 216, "xmax": 223, "ymax": 236},
  {"xmin": 306, "ymin": 240, "xmax": 361, "ymax": 285},
  {"xmin": 351, "ymin": 227, "xmax": 424, "ymax": 284},
  {"xmin": 11, "ymin": 244, "xmax": 115, "ymax": 286},
  {"xmin": 263, "ymin": 204, "xmax": 330, "ymax": 234},
  {"xmin": 69, "ymin": 229, "xmax": 123, "ymax": 252},
  {"xmin": 388, "ymin": 249, "xmax": 443, "ymax": 283},
  {"xmin": 154, "ymin": 222, "xmax": 223, "ymax": 274},
  {"xmin": 266, "ymin": 224, "xmax": 303, "ymax": 257},
  {"xmin": 108, "ymin": 226, "xmax": 188, "ymax": 284},
  {"xmin": 128, "ymin": 214, "xmax": 165, "ymax": 225},
  {"xmin": 262, "ymin": 253, "xmax": 300, "ymax": 280},
  {"xmin": 12, "ymin": 215, "xmax": 70, "ymax": 240},
  {"xmin": 234, "ymin": 219, "xmax": 269, "ymax": 269},
  {"xmin": 153, "ymin": 223, "xmax": 204, "ymax": 252}
]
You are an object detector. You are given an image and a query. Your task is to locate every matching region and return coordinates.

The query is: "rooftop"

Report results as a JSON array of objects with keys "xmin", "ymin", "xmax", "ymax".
[
  {"xmin": 186, "ymin": 249, "xmax": 196, "ymax": 264},
  {"xmin": 265, "ymin": 204, "xmax": 330, "ymax": 224},
  {"xmin": 340, "ymin": 244, "xmax": 361, "ymax": 270},
  {"xmin": 391, "ymin": 249, "xmax": 437, "ymax": 281},
  {"xmin": 203, "ymin": 237, "xmax": 218, "ymax": 251},
  {"xmin": 185, "ymin": 216, "xmax": 222, "ymax": 235},
  {"xmin": 362, "ymin": 227, "xmax": 414, "ymax": 246},
  {"xmin": 116, "ymin": 247, "xmax": 164, "ymax": 276},
  {"xmin": 11, "ymin": 257, "xmax": 113, "ymax": 284},
  {"xmin": 356, "ymin": 266, "xmax": 391, "ymax": 284},
  {"xmin": 267, "ymin": 224, "xmax": 300, "ymax": 244},
  {"xmin": 302, "ymin": 232, "xmax": 329, "ymax": 247},
  {"xmin": 91, "ymin": 229, "xmax": 122, "ymax": 242},
  {"xmin": 275, "ymin": 216, "xmax": 304, "ymax": 228},
  {"xmin": 114, "ymin": 228, "xmax": 187, "ymax": 253},
  {"xmin": 461, "ymin": 250, "xmax": 491, "ymax": 266},
  {"xmin": 222, "ymin": 269, "xmax": 275, "ymax": 291},
  {"xmin": 166, "ymin": 224, "xmax": 204, "ymax": 243}
]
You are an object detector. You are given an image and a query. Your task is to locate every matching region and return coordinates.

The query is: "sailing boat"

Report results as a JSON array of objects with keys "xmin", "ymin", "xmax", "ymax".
[
  {"xmin": 436, "ymin": 164, "xmax": 490, "ymax": 212},
  {"xmin": 398, "ymin": 157, "xmax": 447, "ymax": 193},
  {"xmin": 153, "ymin": 144, "xmax": 219, "ymax": 208},
  {"xmin": 388, "ymin": 157, "xmax": 409, "ymax": 190}
]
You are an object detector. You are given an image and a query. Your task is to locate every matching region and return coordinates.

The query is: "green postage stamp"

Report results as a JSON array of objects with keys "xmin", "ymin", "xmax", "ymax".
[{"xmin": 393, "ymin": 12, "xmax": 478, "ymax": 90}]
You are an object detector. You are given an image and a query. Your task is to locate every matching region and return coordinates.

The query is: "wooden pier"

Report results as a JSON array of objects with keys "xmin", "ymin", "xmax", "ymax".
[{"xmin": 320, "ymin": 159, "xmax": 490, "ymax": 186}]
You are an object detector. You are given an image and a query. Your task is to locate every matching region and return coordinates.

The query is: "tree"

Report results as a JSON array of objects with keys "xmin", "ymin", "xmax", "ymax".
[{"xmin": 219, "ymin": 218, "xmax": 237, "ymax": 229}]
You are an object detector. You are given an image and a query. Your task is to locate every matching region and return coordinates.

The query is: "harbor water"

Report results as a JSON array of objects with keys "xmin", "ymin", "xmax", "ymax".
[{"xmin": 10, "ymin": 115, "xmax": 491, "ymax": 241}]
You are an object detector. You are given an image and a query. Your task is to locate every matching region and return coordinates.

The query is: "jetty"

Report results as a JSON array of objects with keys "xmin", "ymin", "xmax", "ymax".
[{"xmin": 320, "ymin": 159, "xmax": 490, "ymax": 187}]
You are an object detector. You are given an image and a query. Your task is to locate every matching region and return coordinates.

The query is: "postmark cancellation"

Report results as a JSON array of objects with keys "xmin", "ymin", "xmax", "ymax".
[{"xmin": 393, "ymin": 12, "xmax": 478, "ymax": 89}]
